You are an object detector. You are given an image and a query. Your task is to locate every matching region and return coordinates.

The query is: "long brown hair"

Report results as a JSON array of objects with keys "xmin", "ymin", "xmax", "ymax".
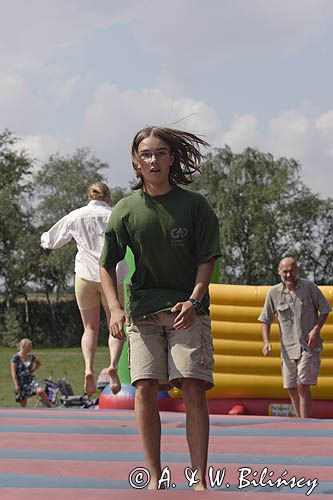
[{"xmin": 131, "ymin": 126, "xmax": 209, "ymax": 190}]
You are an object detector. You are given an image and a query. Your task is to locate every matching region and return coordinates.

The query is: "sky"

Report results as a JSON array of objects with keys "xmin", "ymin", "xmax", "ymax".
[{"xmin": 1, "ymin": 0, "xmax": 333, "ymax": 197}]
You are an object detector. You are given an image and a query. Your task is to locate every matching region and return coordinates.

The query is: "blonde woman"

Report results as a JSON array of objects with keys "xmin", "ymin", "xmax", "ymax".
[
  {"xmin": 11, "ymin": 338, "xmax": 51, "ymax": 407},
  {"xmin": 41, "ymin": 182, "xmax": 128, "ymax": 395}
]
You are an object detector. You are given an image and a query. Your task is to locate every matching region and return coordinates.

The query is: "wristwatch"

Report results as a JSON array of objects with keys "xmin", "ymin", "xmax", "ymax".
[{"xmin": 188, "ymin": 298, "xmax": 202, "ymax": 313}]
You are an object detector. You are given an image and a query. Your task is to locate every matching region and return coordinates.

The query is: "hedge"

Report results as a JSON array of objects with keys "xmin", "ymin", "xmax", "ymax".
[{"xmin": 0, "ymin": 296, "xmax": 109, "ymax": 347}]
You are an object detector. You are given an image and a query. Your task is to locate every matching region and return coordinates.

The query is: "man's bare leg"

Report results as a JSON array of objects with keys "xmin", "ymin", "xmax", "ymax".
[
  {"xmin": 80, "ymin": 305, "xmax": 100, "ymax": 394},
  {"xmin": 135, "ymin": 379, "xmax": 162, "ymax": 489},
  {"xmin": 103, "ymin": 295, "xmax": 124, "ymax": 395},
  {"xmin": 298, "ymin": 384, "xmax": 312, "ymax": 418},
  {"xmin": 107, "ymin": 335, "xmax": 123, "ymax": 394},
  {"xmin": 181, "ymin": 378, "xmax": 209, "ymax": 491},
  {"xmin": 288, "ymin": 387, "xmax": 300, "ymax": 417},
  {"xmin": 103, "ymin": 284, "xmax": 125, "ymax": 394}
]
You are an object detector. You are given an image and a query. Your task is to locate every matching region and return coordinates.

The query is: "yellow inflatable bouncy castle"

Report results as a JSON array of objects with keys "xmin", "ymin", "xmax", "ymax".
[
  {"xmin": 170, "ymin": 284, "xmax": 333, "ymax": 417},
  {"xmin": 99, "ymin": 254, "xmax": 333, "ymax": 418}
]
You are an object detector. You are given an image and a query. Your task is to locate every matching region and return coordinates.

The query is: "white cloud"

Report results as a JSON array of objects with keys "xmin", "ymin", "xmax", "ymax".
[
  {"xmin": 266, "ymin": 111, "xmax": 314, "ymax": 159},
  {"xmin": 0, "ymin": 73, "xmax": 41, "ymax": 131},
  {"xmin": 133, "ymin": 0, "xmax": 333, "ymax": 62},
  {"xmin": 1, "ymin": 1, "xmax": 332, "ymax": 200},
  {"xmin": 315, "ymin": 110, "xmax": 333, "ymax": 135},
  {"xmin": 315, "ymin": 111, "xmax": 333, "ymax": 160},
  {"xmin": 12, "ymin": 80, "xmax": 333, "ymax": 199},
  {"xmin": 50, "ymin": 75, "xmax": 80, "ymax": 102},
  {"xmin": 80, "ymin": 83, "xmax": 224, "ymax": 186},
  {"xmin": 16, "ymin": 133, "xmax": 72, "ymax": 166},
  {"xmin": 220, "ymin": 115, "xmax": 261, "ymax": 150},
  {"xmin": 78, "ymin": 83, "xmax": 333, "ymax": 197},
  {"xmin": 0, "ymin": 0, "xmax": 136, "ymax": 72},
  {"xmin": 217, "ymin": 107, "xmax": 333, "ymax": 198},
  {"xmin": 2, "ymin": 1, "xmax": 332, "ymax": 82}
]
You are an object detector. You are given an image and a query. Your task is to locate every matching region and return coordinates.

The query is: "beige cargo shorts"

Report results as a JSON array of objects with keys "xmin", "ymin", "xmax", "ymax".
[
  {"xmin": 126, "ymin": 310, "xmax": 214, "ymax": 390},
  {"xmin": 282, "ymin": 349, "xmax": 321, "ymax": 388}
]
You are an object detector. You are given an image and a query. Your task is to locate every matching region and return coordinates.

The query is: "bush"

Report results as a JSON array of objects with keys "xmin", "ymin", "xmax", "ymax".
[
  {"xmin": 1, "ymin": 308, "xmax": 22, "ymax": 347},
  {"xmin": 0, "ymin": 297, "xmax": 109, "ymax": 347}
]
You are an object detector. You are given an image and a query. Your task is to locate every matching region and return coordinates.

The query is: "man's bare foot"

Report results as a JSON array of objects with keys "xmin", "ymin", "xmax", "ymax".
[
  {"xmin": 148, "ymin": 483, "xmax": 166, "ymax": 490},
  {"xmin": 148, "ymin": 475, "xmax": 165, "ymax": 490},
  {"xmin": 84, "ymin": 373, "xmax": 96, "ymax": 395},
  {"xmin": 194, "ymin": 481, "xmax": 207, "ymax": 491},
  {"xmin": 108, "ymin": 368, "xmax": 121, "ymax": 395}
]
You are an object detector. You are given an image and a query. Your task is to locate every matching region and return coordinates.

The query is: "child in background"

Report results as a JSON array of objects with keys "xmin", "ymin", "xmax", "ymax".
[{"xmin": 11, "ymin": 338, "xmax": 51, "ymax": 407}]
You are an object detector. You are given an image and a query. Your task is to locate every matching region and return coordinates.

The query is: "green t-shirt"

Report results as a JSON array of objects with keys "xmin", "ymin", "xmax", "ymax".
[{"xmin": 100, "ymin": 186, "xmax": 221, "ymax": 320}]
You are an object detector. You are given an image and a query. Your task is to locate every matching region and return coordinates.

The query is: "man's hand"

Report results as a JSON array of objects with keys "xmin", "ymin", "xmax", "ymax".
[
  {"xmin": 171, "ymin": 301, "xmax": 197, "ymax": 330},
  {"xmin": 109, "ymin": 307, "xmax": 127, "ymax": 341},
  {"xmin": 307, "ymin": 326, "xmax": 320, "ymax": 348},
  {"xmin": 262, "ymin": 343, "xmax": 272, "ymax": 356}
]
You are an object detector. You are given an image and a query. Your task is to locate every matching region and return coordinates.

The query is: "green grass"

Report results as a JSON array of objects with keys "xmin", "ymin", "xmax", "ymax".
[{"xmin": 0, "ymin": 346, "xmax": 111, "ymax": 407}]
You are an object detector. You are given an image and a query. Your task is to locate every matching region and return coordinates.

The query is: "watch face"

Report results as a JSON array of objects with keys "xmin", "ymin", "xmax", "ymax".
[{"xmin": 189, "ymin": 298, "xmax": 201, "ymax": 310}]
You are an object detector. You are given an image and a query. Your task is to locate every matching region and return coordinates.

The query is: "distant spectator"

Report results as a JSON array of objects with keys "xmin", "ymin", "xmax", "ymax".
[
  {"xmin": 259, "ymin": 257, "xmax": 332, "ymax": 418},
  {"xmin": 11, "ymin": 338, "xmax": 51, "ymax": 407}
]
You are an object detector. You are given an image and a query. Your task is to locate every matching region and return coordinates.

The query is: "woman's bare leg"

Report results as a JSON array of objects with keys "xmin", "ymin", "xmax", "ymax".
[{"xmin": 80, "ymin": 304, "xmax": 100, "ymax": 394}]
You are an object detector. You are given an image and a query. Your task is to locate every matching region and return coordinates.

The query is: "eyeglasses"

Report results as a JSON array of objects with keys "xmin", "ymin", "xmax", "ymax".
[{"xmin": 138, "ymin": 150, "xmax": 170, "ymax": 162}]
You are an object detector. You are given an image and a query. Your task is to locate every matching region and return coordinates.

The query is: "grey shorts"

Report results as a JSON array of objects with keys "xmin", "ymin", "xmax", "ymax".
[
  {"xmin": 126, "ymin": 311, "xmax": 214, "ymax": 390},
  {"xmin": 282, "ymin": 350, "xmax": 321, "ymax": 388}
]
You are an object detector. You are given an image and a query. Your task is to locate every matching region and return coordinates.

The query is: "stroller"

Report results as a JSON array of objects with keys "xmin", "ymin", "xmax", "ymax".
[{"xmin": 35, "ymin": 373, "xmax": 74, "ymax": 407}]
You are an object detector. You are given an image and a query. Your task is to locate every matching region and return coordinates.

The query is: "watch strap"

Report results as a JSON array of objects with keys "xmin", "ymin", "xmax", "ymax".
[{"xmin": 188, "ymin": 298, "xmax": 201, "ymax": 312}]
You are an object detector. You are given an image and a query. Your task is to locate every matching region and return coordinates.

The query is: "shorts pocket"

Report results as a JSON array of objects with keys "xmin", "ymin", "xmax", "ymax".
[{"xmin": 199, "ymin": 317, "xmax": 214, "ymax": 370}]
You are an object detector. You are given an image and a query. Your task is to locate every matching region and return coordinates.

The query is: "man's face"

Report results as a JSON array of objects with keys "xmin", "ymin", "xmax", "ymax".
[
  {"xmin": 278, "ymin": 260, "xmax": 298, "ymax": 285},
  {"xmin": 136, "ymin": 136, "xmax": 174, "ymax": 187}
]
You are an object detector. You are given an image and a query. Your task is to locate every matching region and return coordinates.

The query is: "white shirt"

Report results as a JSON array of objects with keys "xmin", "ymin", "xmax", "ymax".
[{"xmin": 40, "ymin": 200, "xmax": 128, "ymax": 283}]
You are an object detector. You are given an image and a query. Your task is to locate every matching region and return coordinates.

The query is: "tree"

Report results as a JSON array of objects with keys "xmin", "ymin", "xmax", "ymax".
[
  {"xmin": 0, "ymin": 129, "xmax": 35, "ymax": 304},
  {"xmin": 35, "ymin": 148, "xmax": 107, "ymax": 225},
  {"xmin": 192, "ymin": 146, "xmax": 332, "ymax": 284},
  {"xmin": 305, "ymin": 199, "xmax": 333, "ymax": 284},
  {"xmin": 110, "ymin": 186, "xmax": 131, "ymax": 206},
  {"xmin": 0, "ymin": 129, "xmax": 37, "ymax": 345}
]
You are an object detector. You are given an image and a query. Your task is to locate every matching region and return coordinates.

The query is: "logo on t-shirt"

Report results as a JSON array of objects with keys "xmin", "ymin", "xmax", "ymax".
[{"xmin": 171, "ymin": 227, "xmax": 188, "ymax": 245}]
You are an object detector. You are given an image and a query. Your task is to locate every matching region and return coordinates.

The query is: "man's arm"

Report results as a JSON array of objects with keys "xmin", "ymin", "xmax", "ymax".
[
  {"xmin": 307, "ymin": 313, "xmax": 329, "ymax": 348},
  {"xmin": 261, "ymin": 323, "xmax": 272, "ymax": 356},
  {"xmin": 258, "ymin": 289, "xmax": 276, "ymax": 356},
  {"xmin": 172, "ymin": 258, "xmax": 216, "ymax": 330},
  {"xmin": 307, "ymin": 284, "xmax": 332, "ymax": 348},
  {"xmin": 100, "ymin": 266, "xmax": 126, "ymax": 341}
]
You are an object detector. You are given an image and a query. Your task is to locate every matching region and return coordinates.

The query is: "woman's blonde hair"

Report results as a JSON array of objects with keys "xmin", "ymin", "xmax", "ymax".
[
  {"xmin": 17, "ymin": 338, "xmax": 32, "ymax": 350},
  {"xmin": 87, "ymin": 182, "xmax": 111, "ymax": 204}
]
